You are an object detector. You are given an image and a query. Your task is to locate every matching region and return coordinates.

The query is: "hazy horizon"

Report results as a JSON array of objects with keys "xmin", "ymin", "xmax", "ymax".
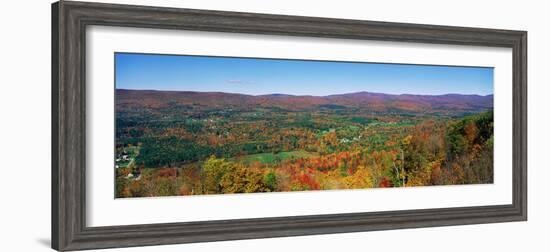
[
  {"xmin": 116, "ymin": 88, "xmax": 494, "ymax": 97},
  {"xmin": 115, "ymin": 53, "xmax": 494, "ymax": 96}
]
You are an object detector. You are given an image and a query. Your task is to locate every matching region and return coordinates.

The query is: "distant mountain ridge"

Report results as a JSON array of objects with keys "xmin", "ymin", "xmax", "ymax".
[{"xmin": 116, "ymin": 89, "xmax": 493, "ymax": 114}]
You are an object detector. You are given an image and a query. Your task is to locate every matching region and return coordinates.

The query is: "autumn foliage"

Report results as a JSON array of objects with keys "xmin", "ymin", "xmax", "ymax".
[{"xmin": 115, "ymin": 89, "xmax": 493, "ymax": 198}]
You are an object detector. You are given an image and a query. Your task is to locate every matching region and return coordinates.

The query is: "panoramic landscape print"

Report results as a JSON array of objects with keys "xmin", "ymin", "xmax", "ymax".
[{"xmin": 115, "ymin": 53, "xmax": 494, "ymax": 198}]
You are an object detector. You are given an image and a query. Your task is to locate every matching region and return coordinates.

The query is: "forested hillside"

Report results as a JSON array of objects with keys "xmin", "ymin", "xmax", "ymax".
[{"xmin": 115, "ymin": 90, "xmax": 493, "ymax": 197}]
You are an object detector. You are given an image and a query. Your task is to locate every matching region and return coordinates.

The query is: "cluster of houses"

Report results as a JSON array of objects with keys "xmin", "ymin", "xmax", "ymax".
[{"xmin": 115, "ymin": 151, "xmax": 131, "ymax": 169}]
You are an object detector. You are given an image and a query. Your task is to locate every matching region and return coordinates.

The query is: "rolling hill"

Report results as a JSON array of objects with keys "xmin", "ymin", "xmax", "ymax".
[{"xmin": 116, "ymin": 89, "xmax": 493, "ymax": 114}]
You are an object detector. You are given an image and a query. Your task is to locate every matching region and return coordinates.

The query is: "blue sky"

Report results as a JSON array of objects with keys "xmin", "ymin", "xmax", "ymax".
[{"xmin": 115, "ymin": 53, "xmax": 493, "ymax": 96}]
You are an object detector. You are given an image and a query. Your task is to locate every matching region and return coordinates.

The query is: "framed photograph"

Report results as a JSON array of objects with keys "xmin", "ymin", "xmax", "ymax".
[{"xmin": 52, "ymin": 1, "xmax": 527, "ymax": 251}]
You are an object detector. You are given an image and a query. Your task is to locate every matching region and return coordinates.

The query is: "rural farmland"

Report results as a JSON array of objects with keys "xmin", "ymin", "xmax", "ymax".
[{"xmin": 115, "ymin": 89, "xmax": 494, "ymax": 197}]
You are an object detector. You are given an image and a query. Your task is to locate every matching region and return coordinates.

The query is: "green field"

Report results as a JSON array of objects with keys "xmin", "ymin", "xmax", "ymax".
[{"xmin": 231, "ymin": 150, "xmax": 318, "ymax": 165}]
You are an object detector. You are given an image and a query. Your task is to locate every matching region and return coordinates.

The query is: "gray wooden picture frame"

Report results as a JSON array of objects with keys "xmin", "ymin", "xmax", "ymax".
[{"xmin": 52, "ymin": 1, "xmax": 527, "ymax": 251}]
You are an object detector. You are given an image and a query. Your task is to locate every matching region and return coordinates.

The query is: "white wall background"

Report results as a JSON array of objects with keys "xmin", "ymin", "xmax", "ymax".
[{"xmin": 0, "ymin": 0, "xmax": 547, "ymax": 251}]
